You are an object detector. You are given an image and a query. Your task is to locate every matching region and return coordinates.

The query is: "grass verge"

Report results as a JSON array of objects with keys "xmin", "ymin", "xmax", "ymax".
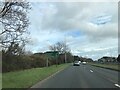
[
  {"xmin": 88, "ymin": 62, "xmax": 120, "ymax": 71},
  {"xmin": 0, "ymin": 73, "xmax": 2, "ymax": 90},
  {"xmin": 2, "ymin": 63, "xmax": 70, "ymax": 88}
]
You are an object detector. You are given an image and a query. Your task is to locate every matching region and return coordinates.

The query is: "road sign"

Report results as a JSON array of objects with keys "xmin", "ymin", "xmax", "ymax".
[{"xmin": 45, "ymin": 51, "xmax": 59, "ymax": 58}]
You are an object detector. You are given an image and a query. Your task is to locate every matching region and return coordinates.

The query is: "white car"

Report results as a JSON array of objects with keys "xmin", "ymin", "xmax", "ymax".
[
  {"xmin": 82, "ymin": 62, "xmax": 87, "ymax": 65},
  {"xmin": 73, "ymin": 61, "xmax": 81, "ymax": 66}
]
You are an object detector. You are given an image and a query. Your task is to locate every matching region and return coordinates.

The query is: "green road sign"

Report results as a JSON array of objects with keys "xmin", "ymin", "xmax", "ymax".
[{"xmin": 45, "ymin": 51, "xmax": 59, "ymax": 58}]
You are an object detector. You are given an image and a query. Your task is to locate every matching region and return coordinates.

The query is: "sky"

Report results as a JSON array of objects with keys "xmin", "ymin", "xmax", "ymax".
[{"xmin": 25, "ymin": 0, "xmax": 118, "ymax": 60}]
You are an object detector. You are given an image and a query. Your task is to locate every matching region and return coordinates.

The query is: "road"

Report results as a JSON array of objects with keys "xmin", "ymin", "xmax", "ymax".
[{"xmin": 31, "ymin": 64, "xmax": 120, "ymax": 88}]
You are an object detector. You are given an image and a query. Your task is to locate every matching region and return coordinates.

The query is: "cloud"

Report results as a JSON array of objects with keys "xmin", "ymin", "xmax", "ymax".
[
  {"xmin": 26, "ymin": 2, "xmax": 118, "ymax": 60},
  {"xmin": 38, "ymin": 2, "xmax": 118, "ymax": 41},
  {"xmin": 91, "ymin": 14, "xmax": 112, "ymax": 25}
]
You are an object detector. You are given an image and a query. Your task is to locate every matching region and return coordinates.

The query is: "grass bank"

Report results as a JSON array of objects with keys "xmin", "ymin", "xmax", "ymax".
[
  {"xmin": 2, "ymin": 63, "xmax": 70, "ymax": 88},
  {"xmin": 0, "ymin": 73, "xmax": 2, "ymax": 90},
  {"xmin": 88, "ymin": 62, "xmax": 120, "ymax": 71}
]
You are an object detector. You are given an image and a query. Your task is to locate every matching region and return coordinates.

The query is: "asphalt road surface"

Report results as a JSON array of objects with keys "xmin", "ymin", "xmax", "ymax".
[{"xmin": 31, "ymin": 64, "xmax": 120, "ymax": 88}]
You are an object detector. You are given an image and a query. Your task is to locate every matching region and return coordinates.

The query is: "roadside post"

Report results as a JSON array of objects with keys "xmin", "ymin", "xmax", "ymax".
[{"xmin": 46, "ymin": 57, "xmax": 48, "ymax": 67}]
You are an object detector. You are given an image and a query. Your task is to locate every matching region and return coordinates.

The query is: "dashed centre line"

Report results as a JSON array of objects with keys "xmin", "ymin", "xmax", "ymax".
[
  {"xmin": 114, "ymin": 84, "xmax": 120, "ymax": 88},
  {"xmin": 90, "ymin": 70, "xmax": 93, "ymax": 72}
]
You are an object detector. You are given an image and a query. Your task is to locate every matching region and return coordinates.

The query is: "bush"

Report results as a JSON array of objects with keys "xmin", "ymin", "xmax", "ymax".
[
  {"xmin": 2, "ymin": 53, "xmax": 47, "ymax": 72},
  {"xmin": 2, "ymin": 51, "xmax": 74, "ymax": 72}
]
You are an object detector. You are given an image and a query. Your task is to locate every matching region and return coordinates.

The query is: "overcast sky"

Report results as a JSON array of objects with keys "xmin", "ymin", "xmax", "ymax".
[{"xmin": 26, "ymin": 0, "xmax": 118, "ymax": 60}]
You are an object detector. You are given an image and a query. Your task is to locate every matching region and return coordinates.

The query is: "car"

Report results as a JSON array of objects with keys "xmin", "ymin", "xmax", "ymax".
[
  {"xmin": 73, "ymin": 61, "xmax": 81, "ymax": 66},
  {"xmin": 82, "ymin": 62, "xmax": 87, "ymax": 65}
]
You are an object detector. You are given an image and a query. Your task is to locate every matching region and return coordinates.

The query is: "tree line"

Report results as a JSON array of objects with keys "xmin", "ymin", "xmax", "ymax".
[
  {"xmin": 97, "ymin": 56, "xmax": 120, "ymax": 63},
  {"xmin": 2, "ymin": 42, "xmax": 74, "ymax": 72}
]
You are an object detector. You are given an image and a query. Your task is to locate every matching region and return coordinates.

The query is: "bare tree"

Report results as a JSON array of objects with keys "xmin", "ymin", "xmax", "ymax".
[
  {"xmin": 0, "ymin": 0, "xmax": 31, "ymax": 53},
  {"xmin": 49, "ymin": 44, "xmax": 57, "ymax": 51},
  {"xmin": 49, "ymin": 41, "xmax": 70, "ymax": 54}
]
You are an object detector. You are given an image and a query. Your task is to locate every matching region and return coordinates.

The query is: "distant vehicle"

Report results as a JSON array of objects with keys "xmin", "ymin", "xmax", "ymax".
[
  {"xmin": 82, "ymin": 62, "xmax": 87, "ymax": 65},
  {"xmin": 73, "ymin": 61, "xmax": 81, "ymax": 66}
]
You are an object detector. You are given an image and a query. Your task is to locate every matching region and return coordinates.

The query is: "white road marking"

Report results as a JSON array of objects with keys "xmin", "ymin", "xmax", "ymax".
[
  {"xmin": 115, "ymin": 84, "xmax": 120, "ymax": 88},
  {"xmin": 90, "ymin": 70, "xmax": 93, "ymax": 72}
]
